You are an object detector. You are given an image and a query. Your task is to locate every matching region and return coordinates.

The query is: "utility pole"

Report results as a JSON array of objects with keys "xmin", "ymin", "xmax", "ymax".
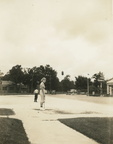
[
  {"xmin": 61, "ymin": 71, "xmax": 64, "ymax": 93},
  {"xmin": 49, "ymin": 75, "xmax": 51, "ymax": 94},
  {"xmin": 0, "ymin": 71, "xmax": 4, "ymax": 93},
  {"xmin": 87, "ymin": 74, "xmax": 90, "ymax": 96}
]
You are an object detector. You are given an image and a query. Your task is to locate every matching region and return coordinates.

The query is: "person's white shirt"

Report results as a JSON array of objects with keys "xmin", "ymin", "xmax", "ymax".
[{"xmin": 34, "ymin": 89, "xmax": 38, "ymax": 94}]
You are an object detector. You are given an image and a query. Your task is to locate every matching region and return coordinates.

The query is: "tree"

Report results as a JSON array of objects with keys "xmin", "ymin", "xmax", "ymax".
[
  {"xmin": 2, "ymin": 64, "xmax": 61, "ymax": 93},
  {"xmin": 22, "ymin": 68, "xmax": 34, "ymax": 93},
  {"xmin": 75, "ymin": 76, "xmax": 87, "ymax": 91},
  {"xmin": 92, "ymin": 72, "xmax": 106, "ymax": 95},
  {"xmin": 44, "ymin": 65, "xmax": 60, "ymax": 92},
  {"xmin": 92, "ymin": 72, "xmax": 102, "ymax": 88},
  {"xmin": 3, "ymin": 65, "xmax": 24, "ymax": 92},
  {"xmin": 23, "ymin": 65, "xmax": 60, "ymax": 93},
  {"xmin": 3, "ymin": 65, "xmax": 24, "ymax": 84},
  {"xmin": 61, "ymin": 75, "xmax": 75, "ymax": 92}
]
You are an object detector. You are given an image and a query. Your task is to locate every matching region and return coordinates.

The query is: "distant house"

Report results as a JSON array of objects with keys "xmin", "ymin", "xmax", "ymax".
[
  {"xmin": 0, "ymin": 80, "xmax": 15, "ymax": 93},
  {"xmin": 107, "ymin": 78, "xmax": 113, "ymax": 96},
  {"xmin": 0, "ymin": 80, "xmax": 28, "ymax": 93}
]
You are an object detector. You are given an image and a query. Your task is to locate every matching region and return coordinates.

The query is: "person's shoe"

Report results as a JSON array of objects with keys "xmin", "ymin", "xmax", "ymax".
[
  {"xmin": 40, "ymin": 108, "xmax": 45, "ymax": 111},
  {"xmin": 40, "ymin": 107, "xmax": 44, "ymax": 110}
]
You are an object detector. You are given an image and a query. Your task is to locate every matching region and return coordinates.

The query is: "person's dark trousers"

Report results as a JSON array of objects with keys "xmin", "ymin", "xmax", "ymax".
[{"xmin": 34, "ymin": 93, "xmax": 38, "ymax": 102}]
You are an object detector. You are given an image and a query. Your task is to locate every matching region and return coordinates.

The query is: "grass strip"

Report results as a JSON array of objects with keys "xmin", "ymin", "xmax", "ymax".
[
  {"xmin": 0, "ymin": 108, "xmax": 15, "ymax": 116},
  {"xmin": 0, "ymin": 117, "xmax": 30, "ymax": 144},
  {"xmin": 59, "ymin": 117, "xmax": 113, "ymax": 144}
]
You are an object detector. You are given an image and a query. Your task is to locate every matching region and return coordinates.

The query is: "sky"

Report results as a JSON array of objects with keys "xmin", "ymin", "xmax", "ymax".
[{"xmin": 0, "ymin": 0, "xmax": 113, "ymax": 81}]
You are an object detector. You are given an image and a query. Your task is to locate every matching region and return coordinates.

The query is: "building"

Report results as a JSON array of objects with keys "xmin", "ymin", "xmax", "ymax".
[
  {"xmin": 107, "ymin": 78, "xmax": 113, "ymax": 96},
  {"xmin": 0, "ymin": 80, "xmax": 15, "ymax": 93},
  {"xmin": 0, "ymin": 80, "xmax": 28, "ymax": 94}
]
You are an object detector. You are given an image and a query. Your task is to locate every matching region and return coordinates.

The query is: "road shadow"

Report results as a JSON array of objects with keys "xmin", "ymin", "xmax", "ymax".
[
  {"xmin": 33, "ymin": 109, "xmax": 74, "ymax": 114},
  {"xmin": 33, "ymin": 109, "xmax": 101, "ymax": 115}
]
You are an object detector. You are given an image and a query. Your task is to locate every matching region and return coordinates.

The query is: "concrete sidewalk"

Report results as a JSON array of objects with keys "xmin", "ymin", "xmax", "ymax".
[
  {"xmin": 13, "ymin": 107, "xmax": 98, "ymax": 144},
  {"xmin": 17, "ymin": 108, "xmax": 99, "ymax": 144},
  {"xmin": 1, "ymin": 94, "xmax": 112, "ymax": 144}
]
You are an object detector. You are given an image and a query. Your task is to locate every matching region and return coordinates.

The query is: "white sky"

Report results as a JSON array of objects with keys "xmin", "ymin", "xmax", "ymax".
[{"xmin": 0, "ymin": 0, "xmax": 113, "ymax": 80}]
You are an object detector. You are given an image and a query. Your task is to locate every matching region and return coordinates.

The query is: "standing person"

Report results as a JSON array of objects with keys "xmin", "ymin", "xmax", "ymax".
[
  {"xmin": 34, "ymin": 81, "xmax": 40, "ymax": 102},
  {"xmin": 34, "ymin": 88, "xmax": 38, "ymax": 102},
  {"xmin": 40, "ymin": 77, "xmax": 46, "ymax": 110}
]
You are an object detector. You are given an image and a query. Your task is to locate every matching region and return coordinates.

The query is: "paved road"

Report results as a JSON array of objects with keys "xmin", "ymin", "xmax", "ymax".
[{"xmin": 0, "ymin": 94, "xmax": 113, "ymax": 144}]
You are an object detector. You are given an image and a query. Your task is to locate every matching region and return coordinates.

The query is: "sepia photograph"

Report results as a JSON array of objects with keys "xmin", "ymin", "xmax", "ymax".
[{"xmin": 0, "ymin": 0, "xmax": 113, "ymax": 144}]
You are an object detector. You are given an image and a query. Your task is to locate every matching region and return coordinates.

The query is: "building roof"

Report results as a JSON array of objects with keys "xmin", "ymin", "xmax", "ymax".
[
  {"xmin": 1, "ymin": 81, "xmax": 13, "ymax": 86},
  {"xmin": 107, "ymin": 78, "xmax": 113, "ymax": 85}
]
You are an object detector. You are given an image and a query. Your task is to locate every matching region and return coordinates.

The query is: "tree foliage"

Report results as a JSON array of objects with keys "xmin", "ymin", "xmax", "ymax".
[
  {"xmin": 2, "ymin": 66, "xmax": 107, "ymax": 95},
  {"xmin": 92, "ymin": 72, "xmax": 104, "ymax": 88},
  {"xmin": 92, "ymin": 72, "xmax": 106, "ymax": 95},
  {"xmin": 61, "ymin": 75, "xmax": 75, "ymax": 92},
  {"xmin": 2, "ymin": 64, "xmax": 60, "ymax": 93},
  {"xmin": 3, "ymin": 65, "xmax": 24, "ymax": 84},
  {"xmin": 75, "ymin": 76, "xmax": 88, "ymax": 91}
]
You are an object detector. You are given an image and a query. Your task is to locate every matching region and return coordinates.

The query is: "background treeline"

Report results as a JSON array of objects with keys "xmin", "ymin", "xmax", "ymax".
[{"xmin": 1, "ymin": 64, "xmax": 107, "ymax": 95}]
